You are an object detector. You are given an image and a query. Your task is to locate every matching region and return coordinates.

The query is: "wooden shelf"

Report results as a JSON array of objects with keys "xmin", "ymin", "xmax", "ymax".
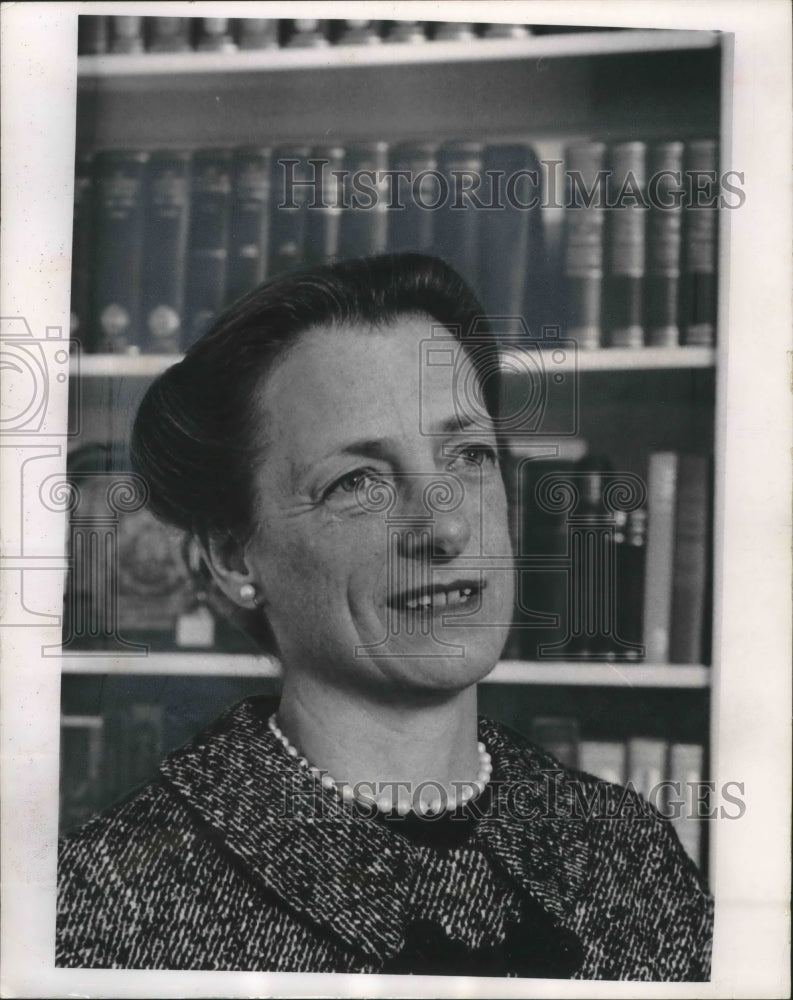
[
  {"xmin": 72, "ymin": 346, "xmax": 716, "ymax": 379},
  {"xmin": 77, "ymin": 31, "xmax": 721, "ymax": 80},
  {"xmin": 59, "ymin": 653, "xmax": 710, "ymax": 688}
]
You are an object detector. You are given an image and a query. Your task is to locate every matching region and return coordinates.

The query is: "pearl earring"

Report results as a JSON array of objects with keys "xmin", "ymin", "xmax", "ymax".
[{"xmin": 239, "ymin": 583, "xmax": 257, "ymax": 603}]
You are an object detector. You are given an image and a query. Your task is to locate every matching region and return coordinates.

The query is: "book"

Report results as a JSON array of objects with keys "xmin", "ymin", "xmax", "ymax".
[
  {"xmin": 563, "ymin": 141, "xmax": 607, "ymax": 349},
  {"xmin": 70, "ymin": 154, "xmax": 93, "ymax": 345},
  {"xmin": 269, "ymin": 145, "xmax": 313, "ymax": 277},
  {"xmin": 478, "ymin": 141, "xmax": 544, "ymax": 331},
  {"xmin": 627, "ymin": 737, "xmax": 667, "ymax": 802},
  {"xmin": 140, "ymin": 150, "xmax": 191, "ymax": 354},
  {"xmin": 78, "ymin": 15, "xmax": 109, "ymax": 55},
  {"xmin": 145, "ymin": 16, "xmax": 191, "ymax": 53},
  {"xmin": 196, "ymin": 17, "xmax": 237, "ymax": 52},
  {"xmin": 432, "ymin": 22, "xmax": 477, "ymax": 41},
  {"xmin": 482, "ymin": 23, "xmax": 533, "ymax": 39},
  {"xmin": 236, "ymin": 18, "xmax": 279, "ymax": 50},
  {"xmin": 303, "ymin": 145, "xmax": 345, "ymax": 266},
  {"xmin": 385, "ymin": 21, "xmax": 427, "ymax": 44},
  {"xmin": 338, "ymin": 141, "xmax": 389, "ymax": 259},
  {"xmin": 184, "ymin": 149, "xmax": 232, "ymax": 347},
  {"xmin": 104, "ymin": 703, "xmax": 165, "ymax": 803},
  {"xmin": 91, "ymin": 150, "xmax": 149, "ymax": 353},
  {"xmin": 669, "ymin": 455, "xmax": 710, "ymax": 664},
  {"xmin": 646, "ymin": 141, "xmax": 685, "ymax": 347},
  {"xmin": 434, "ymin": 140, "xmax": 485, "ymax": 298},
  {"xmin": 614, "ymin": 507, "xmax": 648, "ymax": 660},
  {"xmin": 386, "ymin": 141, "xmax": 437, "ymax": 254},
  {"xmin": 605, "ymin": 141, "xmax": 647, "ymax": 348},
  {"xmin": 529, "ymin": 717, "xmax": 579, "ymax": 769},
  {"xmin": 228, "ymin": 148, "xmax": 272, "ymax": 303},
  {"xmin": 668, "ymin": 742, "xmax": 705, "ymax": 868},
  {"xmin": 681, "ymin": 139, "xmax": 718, "ymax": 346},
  {"xmin": 110, "ymin": 15, "xmax": 144, "ymax": 54},
  {"xmin": 337, "ymin": 20, "xmax": 382, "ymax": 45},
  {"xmin": 578, "ymin": 741, "xmax": 627, "ymax": 785},
  {"xmin": 285, "ymin": 19, "xmax": 330, "ymax": 48},
  {"xmin": 643, "ymin": 452, "xmax": 678, "ymax": 663}
]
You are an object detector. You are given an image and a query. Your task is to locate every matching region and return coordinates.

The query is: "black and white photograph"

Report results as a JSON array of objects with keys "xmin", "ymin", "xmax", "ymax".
[{"xmin": 1, "ymin": 1, "xmax": 790, "ymax": 996}]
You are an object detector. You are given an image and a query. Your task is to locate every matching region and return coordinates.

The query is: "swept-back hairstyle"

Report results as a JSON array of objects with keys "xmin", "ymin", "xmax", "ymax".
[{"xmin": 131, "ymin": 253, "xmax": 501, "ymax": 547}]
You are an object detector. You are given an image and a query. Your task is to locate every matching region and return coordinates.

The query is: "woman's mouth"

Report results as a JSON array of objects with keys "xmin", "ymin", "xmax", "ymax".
[{"xmin": 389, "ymin": 579, "xmax": 486, "ymax": 614}]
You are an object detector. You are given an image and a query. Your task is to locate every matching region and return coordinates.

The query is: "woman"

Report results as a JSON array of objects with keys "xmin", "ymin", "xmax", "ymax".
[{"xmin": 57, "ymin": 254, "xmax": 713, "ymax": 979}]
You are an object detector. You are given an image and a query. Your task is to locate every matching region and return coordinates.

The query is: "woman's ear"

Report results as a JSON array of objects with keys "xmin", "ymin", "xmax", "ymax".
[{"xmin": 195, "ymin": 531, "xmax": 261, "ymax": 610}]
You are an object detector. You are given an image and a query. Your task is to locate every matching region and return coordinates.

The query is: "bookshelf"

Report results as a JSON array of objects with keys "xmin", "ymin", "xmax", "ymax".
[{"xmin": 63, "ymin": 19, "xmax": 729, "ymax": 871}]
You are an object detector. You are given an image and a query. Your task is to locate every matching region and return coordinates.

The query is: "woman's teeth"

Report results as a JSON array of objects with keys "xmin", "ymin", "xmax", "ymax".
[{"xmin": 404, "ymin": 587, "xmax": 475, "ymax": 611}]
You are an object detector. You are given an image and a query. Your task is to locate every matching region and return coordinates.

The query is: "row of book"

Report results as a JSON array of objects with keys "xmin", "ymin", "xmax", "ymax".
[
  {"xmin": 78, "ymin": 17, "xmax": 604, "ymax": 55},
  {"xmin": 506, "ymin": 450, "xmax": 712, "ymax": 665},
  {"xmin": 71, "ymin": 138, "xmax": 718, "ymax": 355},
  {"xmin": 529, "ymin": 717, "xmax": 706, "ymax": 868}
]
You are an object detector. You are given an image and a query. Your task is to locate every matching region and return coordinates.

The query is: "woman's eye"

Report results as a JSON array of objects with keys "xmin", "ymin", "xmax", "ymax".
[
  {"xmin": 325, "ymin": 467, "xmax": 381, "ymax": 499},
  {"xmin": 450, "ymin": 445, "xmax": 498, "ymax": 470}
]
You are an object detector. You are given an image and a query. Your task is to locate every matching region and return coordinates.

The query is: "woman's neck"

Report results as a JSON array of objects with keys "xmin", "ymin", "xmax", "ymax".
[{"xmin": 276, "ymin": 673, "xmax": 482, "ymax": 811}]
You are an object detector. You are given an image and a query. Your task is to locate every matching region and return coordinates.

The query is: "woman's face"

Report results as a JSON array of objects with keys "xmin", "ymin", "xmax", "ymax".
[{"xmin": 243, "ymin": 314, "xmax": 514, "ymax": 698}]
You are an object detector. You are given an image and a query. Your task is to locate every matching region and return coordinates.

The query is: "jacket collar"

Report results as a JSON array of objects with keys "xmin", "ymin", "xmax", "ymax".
[{"xmin": 159, "ymin": 698, "xmax": 590, "ymax": 964}]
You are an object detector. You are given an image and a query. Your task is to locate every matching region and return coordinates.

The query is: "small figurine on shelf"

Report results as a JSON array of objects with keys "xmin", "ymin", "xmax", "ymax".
[
  {"xmin": 110, "ymin": 16, "xmax": 144, "ymax": 55},
  {"xmin": 196, "ymin": 18, "xmax": 238, "ymax": 53}
]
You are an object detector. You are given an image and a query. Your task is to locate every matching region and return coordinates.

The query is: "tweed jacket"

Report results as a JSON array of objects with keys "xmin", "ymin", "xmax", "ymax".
[{"xmin": 57, "ymin": 697, "xmax": 713, "ymax": 979}]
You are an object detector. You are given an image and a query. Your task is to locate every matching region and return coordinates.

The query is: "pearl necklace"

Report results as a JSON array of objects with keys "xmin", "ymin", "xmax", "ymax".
[{"xmin": 267, "ymin": 713, "xmax": 492, "ymax": 817}]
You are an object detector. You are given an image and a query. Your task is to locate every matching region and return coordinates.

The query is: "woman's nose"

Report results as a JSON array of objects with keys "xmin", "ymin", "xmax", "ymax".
[{"xmin": 398, "ymin": 509, "xmax": 472, "ymax": 562}]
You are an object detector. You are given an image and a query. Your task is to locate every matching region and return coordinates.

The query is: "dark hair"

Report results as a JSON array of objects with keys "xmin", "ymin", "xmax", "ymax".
[{"xmin": 131, "ymin": 253, "xmax": 501, "ymax": 546}]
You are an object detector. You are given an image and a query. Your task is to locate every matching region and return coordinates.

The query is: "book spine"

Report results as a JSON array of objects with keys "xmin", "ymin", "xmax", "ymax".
[
  {"xmin": 432, "ymin": 22, "xmax": 477, "ymax": 41},
  {"xmin": 669, "ymin": 455, "xmax": 710, "ymax": 664},
  {"xmin": 235, "ymin": 18, "xmax": 279, "ymax": 50},
  {"xmin": 269, "ymin": 146, "xmax": 313, "ymax": 277},
  {"xmin": 145, "ymin": 16, "xmax": 192, "ymax": 53},
  {"xmin": 59, "ymin": 714, "xmax": 104, "ymax": 832},
  {"xmin": 479, "ymin": 142, "xmax": 543, "ymax": 331},
  {"xmin": 140, "ymin": 151, "xmax": 191, "ymax": 354},
  {"xmin": 195, "ymin": 17, "xmax": 237, "ymax": 52},
  {"xmin": 578, "ymin": 740, "xmax": 627, "ymax": 785},
  {"xmin": 435, "ymin": 140, "xmax": 485, "ymax": 297},
  {"xmin": 386, "ymin": 142, "xmax": 437, "ymax": 254},
  {"xmin": 338, "ymin": 141, "xmax": 389, "ymax": 259},
  {"xmin": 482, "ymin": 23, "xmax": 533, "ymax": 39},
  {"xmin": 78, "ymin": 15, "xmax": 109, "ymax": 55},
  {"xmin": 682, "ymin": 139, "xmax": 718, "ymax": 346},
  {"xmin": 228, "ymin": 148, "xmax": 272, "ymax": 302},
  {"xmin": 184, "ymin": 149, "xmax": 232, "ymax": 347},
  {"xmin": 337, "ymin": 20, "xmax": 383, "ymax": 45},
  {"xmin": 384, "ymin": 21, "xmax": 428, "ymax": 44},
  {"xmin": 668, "ymin": 742, "xmax": 705, "ymax": 868},
  {"xmin": 605, "ymin": 141, "xmax": 647, "ymax": 348},
  {"xmin": 615, "ymin": 507, "xmax": 648, "ymax": 659},
  {"xmin": 91, "ymin": 150, "xmax": 149, "ymax": 354},
  {"xmin": 563, "ymin": 141, "xmax": 607, "ymax": 349},
  {"xmin": 627, "ymin": 737, "xmax": 667, "ymax": 802},
  {"xmin": 110, "ymin": 15, "xmax": 144, "ymax": 54},
  {"xmin": 643, "ymin": 452, "xmax": 679, "ymax": 663},
  {"xmin": 70, "ymin": 154, "xmax": 94, "ymax": 346},
  {"xmin": 284, "ymin": 19, "xmax": 330, "ymax": 48},
  {"xmin": 646, "ymin": 141, "xmax": 685, "ymax": 347},
  {"xmin": 303, "ymin": 145, "xmax": 345, "ymax": 266}
]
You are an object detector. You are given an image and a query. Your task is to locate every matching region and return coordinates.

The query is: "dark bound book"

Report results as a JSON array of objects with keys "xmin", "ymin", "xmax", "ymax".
[
  {"xmin": 270, "ymin": 146, "xmax": 313, "ymax": 277},
  {"xmin": 646, "ymin": 141, "xmax": 684, "ymax": 347},
  {"xmin": 605, "ymin": 141, "xmax": 647, "ymax": 348},
  {"xmin": 682, "ymin": 139, "xmax": 718, "ymax": 347},
  {"xmin": 563, "ymin": 141, "xmax": 607, "ymax": 349},
  {"xmin": 145, "ymin": 16, "xmax": 191, "ymax": 53},
  {"xmin": 236, "ymin": 18, "xmax": 279, "ymax": 50},
  {"xmin": 479, "ymin": 141, "xmax": 543, "ymax": 332},
  {"xmin": 434, "ymin": 140, "xmax": 485, "ymax": 298},
  {"xmin": 91, "ymin": 150, "xmax": 149, "ymax": 354},
  {"xmin": 184, "ymin": 149, "xmax": 232, "ymax": 347},
  {"xmin": 140, "ymin": 150, "xmax": 190, "ymax": 354},
  {"xmin": 386, "ymin": 141, "xmax": 437, "ymax": 255},
  {"xmin": 78, "ymin": 16, "xmax": 109, "ymax": 55},
  {"xmin": 303, "ymin": 145, "xmax": 345, "ymax": 266},
  {"xmin": 669, "ymin": 455, "xmax": 710, "ymax": 664},
  {"xmin": 70, "ymin": 154, "xmax": 93, "ymax": 346},
  {"xmin": 338, "ymin": 141, "xmax": 389, "ymax": 259},
  {"xmin": 228, "ymin": 147, "xmax": 272, "ymax": 302}
]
